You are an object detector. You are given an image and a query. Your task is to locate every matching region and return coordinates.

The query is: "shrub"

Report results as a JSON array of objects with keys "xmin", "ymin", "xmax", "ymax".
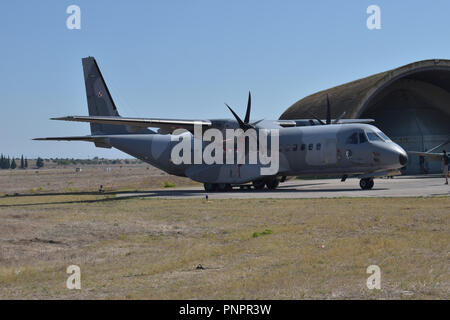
[{"xmin": 163, "ymin": 181, "xmax": 176, "ymax": 188}]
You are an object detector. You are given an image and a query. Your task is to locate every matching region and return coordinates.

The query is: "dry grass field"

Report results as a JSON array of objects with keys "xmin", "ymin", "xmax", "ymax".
[
  {"xmin": 0, "ymin": 163, "xmax": 198, "ymax": 196},
  {"xmin": 0, "ymin": 187, "xmax": 448, "ymax": 299}
]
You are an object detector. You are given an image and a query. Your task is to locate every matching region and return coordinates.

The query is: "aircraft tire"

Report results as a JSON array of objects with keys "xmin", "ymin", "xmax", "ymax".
[
  {"xmin": 252, "ymin": 180, "xmax": 266, "ymax": 190},
  {"xmin": 217, "ymin": 183, "xmax": 231, "ymax": 192},
  {"xmin": 204, "ymin": 183, "xmax": 217, "ymax": 192},
  {"xmin": 266, "ymin": 179, "xmax": 279, "ymax": 190},
  {"xmin": 359, "ymin": 178, "xmax": 374, "ymax": 190}
]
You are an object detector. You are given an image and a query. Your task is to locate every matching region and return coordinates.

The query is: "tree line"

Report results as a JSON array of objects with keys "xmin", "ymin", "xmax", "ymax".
[
  {"xmin": 0, "ymin": 155, "xmax": 142, "ymax": 169},
  {"xmin": 0, "ymin": 155, "xmax": 44, "ymax": 169}
]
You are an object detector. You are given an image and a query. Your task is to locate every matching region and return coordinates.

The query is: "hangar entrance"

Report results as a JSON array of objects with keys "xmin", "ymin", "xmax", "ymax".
[
  {"xmin": 280, "ymin": 60, "xmax": 450, "ymax": 175},
  {"xmin": 360, "ymin": 75, "xmax": 450, "ymax": 174}
]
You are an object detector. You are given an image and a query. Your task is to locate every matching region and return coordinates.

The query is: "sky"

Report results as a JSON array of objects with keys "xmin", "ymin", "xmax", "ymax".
[{"xmin": 1, "ymin": 0, "xmax": 450, "ymax": 158}]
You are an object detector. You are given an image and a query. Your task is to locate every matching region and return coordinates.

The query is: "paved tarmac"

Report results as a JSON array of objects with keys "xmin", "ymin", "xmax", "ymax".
[{"xmin": 118, "ymin": 175, "xmax": 450, "ymax": 199}]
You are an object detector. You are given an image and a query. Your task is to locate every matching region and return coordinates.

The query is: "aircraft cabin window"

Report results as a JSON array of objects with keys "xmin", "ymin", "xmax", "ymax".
[
  {"xmin": 346, "ymin": 132, "xmax": 358, "ymax": 144},
  {"xmin": 316, "ymin": 143, "xmax": 321, "ymax": 150},
  {"xmin": 301, "ymin": 144, "xmax": 306, "ymax": 151},
  {"xmin": 366, "ymin": 132, "xmax": 384, "ymax": 142},
  {"xmin": 308, "ymin": 144, "xmax": 313, "ymax": 151},
  {"xmin": 359, "ymin": 132, "xmax": 368, "ymax": 143}
]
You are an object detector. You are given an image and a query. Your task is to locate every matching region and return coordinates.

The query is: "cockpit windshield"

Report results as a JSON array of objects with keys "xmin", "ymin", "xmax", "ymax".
[
  {"xmin": 376, "ymin": 131, "xmax": 391, "ymax": 141},
  {"xmin": 346, "ymin": 130, "xmax": 391, "ymax": 144},
  {"xmin": 366, "ymin": 132, "xmax": 384, "ymax": 142},
  {"xmin": 346, "ymin": 131, "xmax": 368, "ymax": 144}
]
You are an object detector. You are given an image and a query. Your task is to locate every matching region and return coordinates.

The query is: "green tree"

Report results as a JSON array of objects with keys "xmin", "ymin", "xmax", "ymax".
[
  {"xmin": 36, "ymin": 157, "xmax": 44, "ymax": 168},
  {"xmin": 10, "ymin": 158, "xmax": 17, "ymax": 169},
  {"xmin": 25, "ymin": 158, "xmax": 28, "ymax": 168},
  {"xmin": 20, "ymin": 155, "xmax": 24, "ymax": 169},
  {"xmin": 5, "ymin": 156, "xmax": 10, "ymax": 169}
]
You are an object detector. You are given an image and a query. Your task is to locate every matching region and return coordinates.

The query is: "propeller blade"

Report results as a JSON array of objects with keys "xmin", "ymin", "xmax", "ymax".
[
  {"xmin": 425, "ymin": 137, "xmax": 450, "ymax": 153},
  {"xmin": 333, "ymin": 111, "xmax": 346, "ymax": 124},
  {"xmin": 250, "ymin": 119, "xmax": 264, "ymax": 126},
  {"xmin": 225, "ymin": 103, "xmax": 247, "ymax": 129},
  {"xmin": 308, "ymin": 111, "xmax": 326, "ymax": 125},
  {"xmin": 326, "ymin": 94, "xmax": 331, "ymax": 125},
  {"xmin": 244, "ymin": 91, "xmax": 251, "ymax": 124}
]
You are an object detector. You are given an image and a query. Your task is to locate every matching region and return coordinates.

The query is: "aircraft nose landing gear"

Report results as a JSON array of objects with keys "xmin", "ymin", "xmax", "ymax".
[{"xmin": 359, "ymin": 178, "xmax": 374, "ymax": 190}]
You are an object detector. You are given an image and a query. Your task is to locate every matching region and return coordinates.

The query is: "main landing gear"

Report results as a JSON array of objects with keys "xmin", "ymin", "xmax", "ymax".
[
  {"xmin": 203, "ymin": 178, "xmax": 280, "ymax": 192},
  {"xmin": 359, "ymin": 178, "xmax": 374, "ymax": 190},
  {"xmin": 203, "ymin": 183, "xmax": 232, "ymax": 192}
]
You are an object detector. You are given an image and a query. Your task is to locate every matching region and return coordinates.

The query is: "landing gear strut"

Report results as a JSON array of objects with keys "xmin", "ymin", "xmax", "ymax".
[{"xmin": 359, "ymin": 178, "xmax": 374, "ymax": 190}]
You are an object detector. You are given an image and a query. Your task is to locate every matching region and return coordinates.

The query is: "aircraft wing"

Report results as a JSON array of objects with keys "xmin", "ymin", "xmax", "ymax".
[
  {"xmin": 277, "ymin": 119, "xmax": 375, "ymax": 127},
  {"xmin": 407, "ymin": 151, "xmax": 443, "ymax": 161},
  {"xmin": 51, "ymin": 116, "xmax": 212, "ymax": 134}
]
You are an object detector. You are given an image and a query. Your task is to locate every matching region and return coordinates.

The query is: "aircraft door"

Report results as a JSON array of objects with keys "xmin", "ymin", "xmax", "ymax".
[
  {"xmin": 323, "ymin": 138, "xmax": 337, "ymax": 165},
  {"xmin": 342, "ymin": 131, "xmax": 369, "ymax": 166}
]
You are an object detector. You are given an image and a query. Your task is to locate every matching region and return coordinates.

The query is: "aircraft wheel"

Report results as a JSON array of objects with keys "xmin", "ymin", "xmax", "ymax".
[
  {"xmin": 217, "ymin": 183, "xmax": 230, "ymax": 192},
  {"xmin": 359, "ymin": 178, "xmax": 374, "ymax": 190},
  {"xmin": 204, "ymin": 183, "xmax": 217, "ymax": 192},
  {"xmin": 252, "ymin": 180, "xmax": 265, "ymax": 190},
  {"xmin": 266, "ymin": 179, "xmax": 279, "ymax": 190}
]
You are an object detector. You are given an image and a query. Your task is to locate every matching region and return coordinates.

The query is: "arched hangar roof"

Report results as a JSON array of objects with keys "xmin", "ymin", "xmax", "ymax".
[{"xmin": 279, "ymin": 59, "xmax": 450, "ymax": 120}]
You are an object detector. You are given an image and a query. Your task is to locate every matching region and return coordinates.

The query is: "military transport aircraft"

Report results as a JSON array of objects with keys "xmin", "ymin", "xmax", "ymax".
[{"xmin": 34, "ymin": 57, "xmax": 408, "ymax": 191}]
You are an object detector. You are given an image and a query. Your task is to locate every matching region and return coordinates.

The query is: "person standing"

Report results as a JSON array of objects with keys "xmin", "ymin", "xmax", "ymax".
[{"xmin": 442, "ymin": 150, "xmax": 449, "ymax": 184}]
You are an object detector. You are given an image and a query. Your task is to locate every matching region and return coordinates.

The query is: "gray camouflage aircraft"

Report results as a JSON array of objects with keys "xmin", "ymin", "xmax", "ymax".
[{"xmin": 35, "ymin": 57, "xmax": 408, "ymax": 191}]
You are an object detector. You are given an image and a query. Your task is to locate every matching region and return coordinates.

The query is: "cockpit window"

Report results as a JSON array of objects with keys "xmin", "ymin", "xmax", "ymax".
[
  {"xmin": 366, "ymin": 132, "xmax": 384, "ymax": 142},
  {"xmin": 377, "ymin": 131, "xmax": 390, "ymax": 141},
  {"xmin": 346, "ymin": 132, "xmax": 358, "ymax": 144}
]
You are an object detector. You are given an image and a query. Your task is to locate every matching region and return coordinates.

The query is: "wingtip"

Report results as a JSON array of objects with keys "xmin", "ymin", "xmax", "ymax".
[{"xmin": 50, "ymin": 116, "xmax": 77, "ymax": 121}]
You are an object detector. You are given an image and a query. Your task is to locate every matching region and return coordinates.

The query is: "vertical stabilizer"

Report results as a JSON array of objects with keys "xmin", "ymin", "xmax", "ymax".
[{"xmin": 82, "ymin": 56, "xmax": 129, "ymax": 135}]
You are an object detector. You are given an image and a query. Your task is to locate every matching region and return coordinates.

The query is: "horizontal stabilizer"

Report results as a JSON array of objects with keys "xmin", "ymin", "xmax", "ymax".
[
  {"xmin": 33, "ymin": 135, "xmax": 105, "ymax": 141},
  {"xmin": 33, "ymin": 135, "xmax": 111, "ymax": 148}
]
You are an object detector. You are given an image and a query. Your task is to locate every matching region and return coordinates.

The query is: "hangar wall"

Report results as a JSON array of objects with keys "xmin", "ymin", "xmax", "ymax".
[{"xmin": 280, "ymin": 59, "xmax": 450, "ymax": 174}]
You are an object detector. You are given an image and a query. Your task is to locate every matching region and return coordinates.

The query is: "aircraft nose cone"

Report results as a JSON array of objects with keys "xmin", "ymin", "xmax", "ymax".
[{"xmin": 399, "ymin": 153, "xmax": 408, "ymax": 166}]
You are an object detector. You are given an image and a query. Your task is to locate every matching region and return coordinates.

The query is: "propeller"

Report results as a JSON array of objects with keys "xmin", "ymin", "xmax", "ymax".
[
  {"xmin": 326, "ymin": 94, "xmax": 331, "ymax": 125},
  {"xmin": 308, "ymin": 94, "xmax": 345, "ymax": 125},
  {"xmin": 333, "ymin": 111, "xmax": 346, "ymax": 124},
  {"xmin": 307, "ymin": 111, "xmax": 326, "ymax": 125},
  {"xmin": 225, "ymin": 91, "xmax": 263, "ymax": 130}
]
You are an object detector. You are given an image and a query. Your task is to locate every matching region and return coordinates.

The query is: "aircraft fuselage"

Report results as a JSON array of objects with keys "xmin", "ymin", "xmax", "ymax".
[{"xmin": 105, "ymin": 123, "xmax": 407, "ymax": 185}]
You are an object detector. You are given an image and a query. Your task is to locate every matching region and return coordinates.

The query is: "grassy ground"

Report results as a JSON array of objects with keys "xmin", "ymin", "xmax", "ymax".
[
  {"xmin": 0, "ymin": 163, "xmax": 198, "ymax": 196},
  {"xmin": 0, "ymin": 194, "xmax": 448, "ymax": 299}
]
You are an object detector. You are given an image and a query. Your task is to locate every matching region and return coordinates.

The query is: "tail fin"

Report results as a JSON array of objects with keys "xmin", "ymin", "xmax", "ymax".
[{"xmin": 82, "ymin": 57, "xmax": 129, "ymax": 135}]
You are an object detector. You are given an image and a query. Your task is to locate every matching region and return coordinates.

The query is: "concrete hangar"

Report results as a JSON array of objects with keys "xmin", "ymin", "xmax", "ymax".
[{"xmin": 280, "ymin": 59, "xmax": 450, "ymax": 174}]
